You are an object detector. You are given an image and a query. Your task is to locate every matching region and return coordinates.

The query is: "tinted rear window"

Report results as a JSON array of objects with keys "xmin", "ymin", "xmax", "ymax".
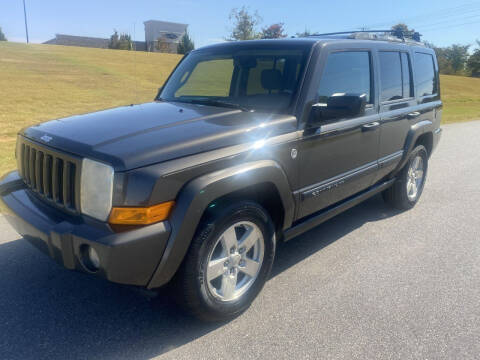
[
  {"xmin": 379, "ymin": 52, "xmax": 403, "ymax": 102},
  {"xmin": 415, "ymin": 52, "xmax": 437, "ymax": 97}
]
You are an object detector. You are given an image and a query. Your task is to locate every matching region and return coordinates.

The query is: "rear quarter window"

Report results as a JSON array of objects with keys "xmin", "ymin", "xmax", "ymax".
[{"xmin": 414, "ymin": 53, "xmax": 437, "ymax": 97}]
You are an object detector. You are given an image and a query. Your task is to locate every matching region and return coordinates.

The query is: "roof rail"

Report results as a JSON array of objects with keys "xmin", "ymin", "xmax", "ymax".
[{"xmin": 307, "ymin": 29, "xmax": 422, "ymax": 43}]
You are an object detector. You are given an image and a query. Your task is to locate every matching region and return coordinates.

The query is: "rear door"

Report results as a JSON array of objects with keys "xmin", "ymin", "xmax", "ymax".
[{"xmin": 373, "ymin": 49, "xmax": 417, "ymax": 182}]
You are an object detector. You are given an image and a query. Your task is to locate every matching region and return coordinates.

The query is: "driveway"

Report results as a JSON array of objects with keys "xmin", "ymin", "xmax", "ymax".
[{"xmin": 0, "ymin": 121, "xmax": 479, "ymax": 359}]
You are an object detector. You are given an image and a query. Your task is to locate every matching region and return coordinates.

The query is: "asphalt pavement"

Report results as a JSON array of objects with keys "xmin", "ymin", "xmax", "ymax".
[{"xmin": 0, "ymin": 121, "xmax": 479, "ymax": 360}]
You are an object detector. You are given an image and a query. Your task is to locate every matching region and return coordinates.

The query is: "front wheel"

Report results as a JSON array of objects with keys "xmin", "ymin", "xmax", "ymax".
[
  {"xmin": 383, "ymin": 145, "xmax": 428, "ymax": 210},
  {"xmin": 173, "ymin": 201, "xmax": 276, "ymax": 322}
]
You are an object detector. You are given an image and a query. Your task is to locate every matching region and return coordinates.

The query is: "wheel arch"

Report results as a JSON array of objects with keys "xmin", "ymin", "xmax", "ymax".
[
  {"xmin": 414, "ymin": 132, "xmax": 433, "ymax": 157},
  {"xmin": 395, "ymin": 120, "xmax": 434, "ymax": 174},
  {"xmin": 147, "ymin": 160, "xmax": 295, "ymax": 289},
  {"xmin": 200, "ymin": 182, "xmax": 286, "ymax": 236}
]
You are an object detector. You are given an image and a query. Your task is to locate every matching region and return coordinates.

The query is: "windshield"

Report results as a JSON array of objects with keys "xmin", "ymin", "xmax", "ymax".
[{"xmin": 159, "ymin": 44, "xmax": 312, "ymax": 113}]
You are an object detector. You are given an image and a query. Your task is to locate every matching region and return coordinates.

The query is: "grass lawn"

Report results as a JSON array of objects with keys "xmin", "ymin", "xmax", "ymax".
[
  {"xmin": 1, "ymin": 41, "xmax": 479, "ymax": 177},
  {"xmin": 440, "ymin": 75, "xmax": 480, "ymax": 124},
  {"xmin": 0, "ymin": 42, "xmax": 181, "ymax": 176}
]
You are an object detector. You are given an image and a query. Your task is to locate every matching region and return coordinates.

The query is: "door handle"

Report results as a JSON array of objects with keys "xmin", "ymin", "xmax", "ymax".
[
  {"xmin": 407, "ymin": 111, "xmax": 421, "ymax": 119},
  {"xmin": 362, "ymin": 121, "xmax": 380, "ymax": 132}
]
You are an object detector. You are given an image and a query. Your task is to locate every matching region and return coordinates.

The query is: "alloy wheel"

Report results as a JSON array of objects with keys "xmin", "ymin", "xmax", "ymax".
[
  {"xmin": 406, "ymin": 155, "xmax": 424, "ymax": 201},
  {"xmin": 205, "ymin": 221, "xmax": 264, "ymax": 302}
]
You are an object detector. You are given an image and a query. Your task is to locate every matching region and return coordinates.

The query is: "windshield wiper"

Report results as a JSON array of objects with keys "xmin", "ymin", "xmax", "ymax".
[{"xmin": 182, "ymin": 98, "xmax": 253, "ymax": 112}]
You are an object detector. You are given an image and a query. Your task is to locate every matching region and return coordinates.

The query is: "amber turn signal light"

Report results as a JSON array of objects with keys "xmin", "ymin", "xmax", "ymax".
[{"xmin": 108, "ymin": 201, "xmax": 175, "ymax": 225}]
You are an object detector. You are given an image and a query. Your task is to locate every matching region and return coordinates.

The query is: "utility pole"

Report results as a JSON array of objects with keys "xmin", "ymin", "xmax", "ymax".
[{"xmin": 23, "ymin": 0, "xmax": 29, "ymax": 43}]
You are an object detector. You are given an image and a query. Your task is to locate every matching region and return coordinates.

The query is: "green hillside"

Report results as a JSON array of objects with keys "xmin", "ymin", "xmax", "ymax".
[
  {"xmin": 440, "ymin": 74, "xmax": 480, "ymax": 124},
  {"xmin": 0, "ymin": 42, "xmax": 181, "ymax": 175},
  {"xmin": 0, "ymin": 42, "xmax": 479, "ymax": 176}
]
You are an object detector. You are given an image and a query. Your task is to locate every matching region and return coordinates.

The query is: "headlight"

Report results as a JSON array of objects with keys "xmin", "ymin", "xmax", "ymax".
[{"xmin": 80, "ymin": 158, "xmax": 114, "ymax": 221}]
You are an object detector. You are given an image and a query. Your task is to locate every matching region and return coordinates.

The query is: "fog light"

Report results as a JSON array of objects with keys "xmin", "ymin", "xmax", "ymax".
[
  {"xmin": 88, "ymin": 247, "xmax": 100, "ymax": 268},
  {"xmin": 80, "ymin": 244, "xmax": 100, "ymax": 272}
]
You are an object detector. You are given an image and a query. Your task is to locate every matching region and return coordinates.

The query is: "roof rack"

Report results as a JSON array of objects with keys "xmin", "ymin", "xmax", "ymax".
[{"xmin": 306, "ymin": 29, "xmax": 423, "ymax": 44}]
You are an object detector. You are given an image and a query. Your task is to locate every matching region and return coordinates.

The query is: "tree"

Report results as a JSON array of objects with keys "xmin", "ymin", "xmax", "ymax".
[
  {"xmin": 228, "ymin": 6, "xmax": 261, "ymax": 40},
  {"xmin": 108, "ymin": 30, "xmax": 120, "ymax": 49},
  {"xmin": 435, "ymin": 44, "xmax": 470, "ymax": 74},
  {"xmin": 108, "ymin": 30, "xmax": 132, "ymax": 50},
  {"xmin": 260, "ymin": 23, "xmax": 287, "ymax": 39},
  {"xmin": 177, "ymin": 30, "xmax": 194, "ymax": 54},
  {"xmin": 390, "ymin": 23, "xmax": 423, "ymax": 40},
  {"xmin": 295, "ymin": 29, "xmax": 313, "ymax": 37},
  {"xmin": 391, "ymin": 23, "xmax": 415, "ymax": 37},
  {"xmin": 426, "ymin": 42, "xmax": 470, "ymax": 75},
  {"xmin": 423, "ymin": 41, "xmax": 435, "ymax": 49},
  {"xmin": 467, "ymin": 40, "xmax": 480, "ymax": 77},
  {"xmin": 447, "ymin": 44, "xmax": 470, "ymax": 73},
  {"xmin": 118, "ymin": 34, "xmax": 132, "ymax": 50},
  {"xmin": 433, "ymin": 46, "xmax": 454, "ymax": 74},
  {"xmin": 0, "ymin": 27, "xmax": 7, "ymax": 41},
  {"xmin": 117, "ymin": 33, "xmax": 132, "ymax": 50}
]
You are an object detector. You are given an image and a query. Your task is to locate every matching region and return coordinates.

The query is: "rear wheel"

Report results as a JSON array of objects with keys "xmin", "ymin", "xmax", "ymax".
[
  {"xmin": 174, "ymin": 201, "xmax": 276, "ymax": 322},
  {"xmin": 383, "ymin": 145, "xmax": 428, "ymax": 210}
]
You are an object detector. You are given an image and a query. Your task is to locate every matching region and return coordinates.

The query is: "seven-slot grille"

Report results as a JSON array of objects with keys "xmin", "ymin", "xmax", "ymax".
[{"xmin": 18, "ymin": 137, "xmax": 81, "ymax": 213}]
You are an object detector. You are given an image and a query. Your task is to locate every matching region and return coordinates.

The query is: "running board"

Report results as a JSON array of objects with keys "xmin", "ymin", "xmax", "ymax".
[{"xmin": 284, "ymin": 178, "xmax": 396, "ymax": 241}]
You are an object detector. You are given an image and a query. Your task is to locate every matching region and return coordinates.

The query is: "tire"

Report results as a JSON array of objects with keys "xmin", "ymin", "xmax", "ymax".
[
  {"xmin": 173, "ymin": 201, "xmax": 276, "ymax": 322},
  {"xmin": 383, "ymin": 145, "xmax": 428, "ymax": 210}
]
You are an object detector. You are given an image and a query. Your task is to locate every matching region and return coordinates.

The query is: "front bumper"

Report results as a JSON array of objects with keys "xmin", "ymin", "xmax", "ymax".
[{"xmin": 0, "ymin": 171, "xmax": 171, "ymax": 287}]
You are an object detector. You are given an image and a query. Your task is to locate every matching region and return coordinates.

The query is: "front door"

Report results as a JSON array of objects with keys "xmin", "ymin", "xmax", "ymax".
[{"xmin": 296, "ymin": 50, "xmax": 380, "ymax": 219}]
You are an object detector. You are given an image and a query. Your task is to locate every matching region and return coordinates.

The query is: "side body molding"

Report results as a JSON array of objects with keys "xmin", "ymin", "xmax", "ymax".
[{"xmin": 147, "ymin": 160, "xmax": 295, "ymax": 289}]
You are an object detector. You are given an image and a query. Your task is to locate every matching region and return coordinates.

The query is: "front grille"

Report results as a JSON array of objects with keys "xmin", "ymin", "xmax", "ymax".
[{"xmin": 18, "ymin": 137, "xmax": 81, "ymax": 213}]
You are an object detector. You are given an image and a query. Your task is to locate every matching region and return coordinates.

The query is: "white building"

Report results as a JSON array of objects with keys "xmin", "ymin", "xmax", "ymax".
[
  {"xmin": 144, "ymin": 20, "xmax": 188, "ymax": 53},
  {"xmin": 44, "ymin": 20, "xmax": 188, "ymax": 53}
]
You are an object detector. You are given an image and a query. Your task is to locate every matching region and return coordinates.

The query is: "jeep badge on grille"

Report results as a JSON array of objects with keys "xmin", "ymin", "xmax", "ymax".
[{"xmin": 40, "ymin": 135, "xmax": 52, "ymax": 143}]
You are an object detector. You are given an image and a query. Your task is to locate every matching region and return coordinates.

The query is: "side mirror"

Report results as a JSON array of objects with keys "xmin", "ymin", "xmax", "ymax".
[{"xmin": 309, "ymin": 93, "xmax": 367, "ymax": 126}]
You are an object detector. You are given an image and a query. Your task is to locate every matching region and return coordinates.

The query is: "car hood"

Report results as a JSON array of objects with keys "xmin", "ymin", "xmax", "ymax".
[{"xmin": 22, "ymin": 101, "xmax": 297, "ymax": 171}]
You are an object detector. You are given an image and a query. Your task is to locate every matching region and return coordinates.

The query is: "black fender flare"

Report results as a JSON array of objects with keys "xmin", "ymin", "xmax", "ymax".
[
  {"xmin": 147, "ymin": 160, "xmax": 295, "ymax": 288},
  {"xmin": 395, "ymin": 120, "xmax": 433, "ymax": 174}
]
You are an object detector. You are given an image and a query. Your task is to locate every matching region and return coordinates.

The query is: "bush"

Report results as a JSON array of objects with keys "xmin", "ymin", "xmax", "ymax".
[
  {"xmin": 467, "ymin": 41, "xmax": 480, "ymax": 77},
  {"xmin": 0, "ymin": 27, "xmax": 7, "ymax": 41},
  {"xmin": 108, "ymin": 30, "xmax": 132, "ymax": 50},
  {"xmin": 177, "ymin": 30, "xmax": 194, "ymax": 54}
]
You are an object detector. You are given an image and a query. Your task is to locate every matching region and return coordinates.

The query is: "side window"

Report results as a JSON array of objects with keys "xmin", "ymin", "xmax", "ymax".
[
  {"xmin": 401, "ymin": 53, "xmax": 413, "ymax": 98},
  {"xmin": 317, "ymin": 51, "xmax": 371, "ymax": 104},
  {"xmin": 379, "ymin": 52, "xmax": 403, "ymax": 102},
  {"xmin": 415, "ymin": 52, "xmax": 437, "ymax": 97}
]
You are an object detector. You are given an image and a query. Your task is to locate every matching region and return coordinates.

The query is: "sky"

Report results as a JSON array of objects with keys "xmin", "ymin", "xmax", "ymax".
[{"xmin": 1, "ymin": 0, "xmax": 479, "ymax": 48}]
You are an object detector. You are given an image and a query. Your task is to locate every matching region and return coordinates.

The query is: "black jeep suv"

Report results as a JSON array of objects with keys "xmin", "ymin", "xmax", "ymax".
[{"xmin": 1, "ymin": 34, "xmax": 442, "ymax": 321}]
